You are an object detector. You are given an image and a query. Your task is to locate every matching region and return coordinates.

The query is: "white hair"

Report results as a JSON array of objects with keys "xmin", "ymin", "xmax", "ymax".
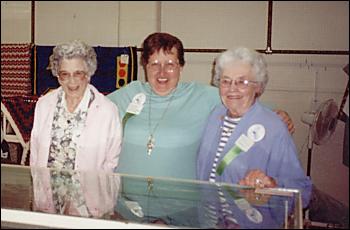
[
  {"xmin": 48, "ymin": 40, "xmax": 97, "ymax": 78},
  {"xmin": 213, "ymin": 47, "xmax": 268, "ymax": 95}
]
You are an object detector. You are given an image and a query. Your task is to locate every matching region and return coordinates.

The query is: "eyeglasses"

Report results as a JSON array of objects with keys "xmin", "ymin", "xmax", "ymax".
[
  {"xmin": 220, "ymin": 77, "xmax": 258, "ymax": 89},
  {"xmin": 147, "ymin": 60, "xmax": 179, "ymax": 73},
  {"xmin": 58, "ymin": 70, "xmax": 87, "ymax": 81}
]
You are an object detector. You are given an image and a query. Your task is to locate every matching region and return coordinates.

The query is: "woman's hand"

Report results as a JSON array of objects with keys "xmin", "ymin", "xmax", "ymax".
[
  {"xmin": 238, "ymin": 169, "xmax": 277, "ymax": 188},
  {"xmin": 274, "ymin": 109, "xmax": 295, "ymax": 134}
]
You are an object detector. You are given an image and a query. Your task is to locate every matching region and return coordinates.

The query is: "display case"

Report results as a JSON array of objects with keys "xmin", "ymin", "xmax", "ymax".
[{"xmin": 1, "ymin": 164, "xmax": 303, "ymax": 228}]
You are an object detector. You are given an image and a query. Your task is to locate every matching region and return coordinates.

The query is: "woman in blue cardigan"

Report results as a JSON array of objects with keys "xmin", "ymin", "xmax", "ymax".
[{"xmin": 197, "ymin": 47, "xmax": 312, "ymax": 208}]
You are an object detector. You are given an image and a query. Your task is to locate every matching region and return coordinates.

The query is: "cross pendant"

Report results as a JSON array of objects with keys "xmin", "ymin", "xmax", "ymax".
[
  {"xmin": 147, "ymin": 135, "xmax": 155, "ymax": 156},
  {"xmin": 147, "ymin": 177, "xmax": 153, "ymax": 192}
]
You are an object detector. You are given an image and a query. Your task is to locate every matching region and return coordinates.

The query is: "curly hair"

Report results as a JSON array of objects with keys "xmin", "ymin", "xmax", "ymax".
[{"xmin": 48, "ymin": 40, "xmax": 97, "ymax": 78}]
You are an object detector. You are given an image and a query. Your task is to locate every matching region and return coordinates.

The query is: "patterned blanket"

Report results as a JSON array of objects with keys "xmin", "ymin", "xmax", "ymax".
[
  {"xmin": 34, "ymin": 46, "xmax": 138, "ymax": 96},
  {"xmin": 1, "ymin": 96, "xmax": 38, "ymax": 143},
  {"xmin": 1, "ymin": 44, "xmax": 32, "ymax": 97}
]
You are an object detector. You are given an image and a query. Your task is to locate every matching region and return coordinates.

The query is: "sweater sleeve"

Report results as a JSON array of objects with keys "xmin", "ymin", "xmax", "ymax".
[{"xmin": 268, "ymin": 132, "xmax": 312, "ymax": 208}]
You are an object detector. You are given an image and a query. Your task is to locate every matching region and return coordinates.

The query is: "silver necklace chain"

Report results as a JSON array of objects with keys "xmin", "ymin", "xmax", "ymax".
[{"xmin": 147, "ymin": 88, "xmax": 176, "ymax": 156}]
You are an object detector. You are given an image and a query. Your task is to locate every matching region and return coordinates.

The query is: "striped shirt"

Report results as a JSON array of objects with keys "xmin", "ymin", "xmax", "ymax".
[
  {"xmin": 209, "ymin": 115, "xmax": 241, "ymax": 182},
  {"xmin": 206, "ymin": 115, "xmax": 241, "ymax": 227}
]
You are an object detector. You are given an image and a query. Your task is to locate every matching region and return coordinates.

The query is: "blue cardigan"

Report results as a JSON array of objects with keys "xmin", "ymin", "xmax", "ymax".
[{"xmin": 197, "ymin": 101, "xmax": 312, "ymax": 208}]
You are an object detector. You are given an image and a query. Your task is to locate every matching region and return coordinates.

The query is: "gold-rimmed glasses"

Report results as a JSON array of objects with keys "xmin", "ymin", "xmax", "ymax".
[
  {"xmin": 220, "ymin": 77, "xmax": 258, "ymax": 89},
  {"xmin": 147, "ymin": 60, "xmax": 179, "ymax": 73},
  {"xmin": 58, "ymin": 70, "xmax": 87, "ymax": 81}
]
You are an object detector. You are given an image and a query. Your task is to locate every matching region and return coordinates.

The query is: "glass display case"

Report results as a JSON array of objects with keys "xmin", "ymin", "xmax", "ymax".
[{"xmin": 1, "ymin": 164, "xmax": 303, "ymax": 228}]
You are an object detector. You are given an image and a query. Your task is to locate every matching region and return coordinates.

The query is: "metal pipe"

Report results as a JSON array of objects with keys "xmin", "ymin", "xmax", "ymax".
[
  {"xmin": 31, "ymin": 1, "xmax": 35, "ymax": 44},
  {"xmin": 266, "ymin": 1, "xmax": 273, "ymax": 52},
  {"xmin": 136, "ymin": 47, "xmax": 349, "ymax": 55}
]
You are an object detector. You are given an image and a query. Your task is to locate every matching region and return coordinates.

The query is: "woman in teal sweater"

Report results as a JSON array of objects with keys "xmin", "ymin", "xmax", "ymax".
[{"xmin": 108, "ymin": 32, "xmax": 293, "ymax": 180}]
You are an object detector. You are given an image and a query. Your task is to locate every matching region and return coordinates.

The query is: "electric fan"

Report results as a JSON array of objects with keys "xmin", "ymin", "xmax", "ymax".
[{"xmin": 301, "ymin": 99, "xmax": 339, "ymax": 177}]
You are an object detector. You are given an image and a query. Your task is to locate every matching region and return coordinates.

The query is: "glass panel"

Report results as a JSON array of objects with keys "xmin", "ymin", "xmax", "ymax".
[{"xmin": 1, "ymin": 164, "xmax": 302, "ymax": 228}]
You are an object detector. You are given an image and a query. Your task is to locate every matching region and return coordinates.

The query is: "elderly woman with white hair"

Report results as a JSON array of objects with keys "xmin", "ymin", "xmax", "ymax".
[
  {"xmin": 197, "ymin": 47, "xmax": 312, "ymax": 209},
  {"xmin": 30, "ymin": 40, "xmax": 122, "ymax": 172}
]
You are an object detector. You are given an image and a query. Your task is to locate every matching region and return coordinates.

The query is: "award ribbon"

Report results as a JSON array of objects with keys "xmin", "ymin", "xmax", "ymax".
[
  {"xmin": 122, "ymin": 112, "xmax": 135, "ymax": 130},
  {"xmin": 216, "ymin": 124, "xmax": 266, "ymax": 175},
  {"xmin": 122, "ymin": 93, "xmax": 146, "ymax": 131},
  {"xmin": 216, "ymin": 134, "xmax": 254, "ymax": 175}
]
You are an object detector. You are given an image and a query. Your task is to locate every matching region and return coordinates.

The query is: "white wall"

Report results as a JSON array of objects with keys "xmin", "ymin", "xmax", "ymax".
[
  {"xmin": 35, "ymin": 1, "xmax": 119, "ymax": 46},
  {"xmin": 1, "ymin": 1, "xmax": 349, "ymax": 205},
  {"xmin": 1, "ymin": 1, "xmax": 31, "ymax": 42}
]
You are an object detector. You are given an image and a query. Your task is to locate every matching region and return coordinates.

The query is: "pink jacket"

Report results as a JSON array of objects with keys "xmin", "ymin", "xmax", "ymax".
[{"xmin": 30, "ymin": 84, "xmax": 122, "ymax": 172}]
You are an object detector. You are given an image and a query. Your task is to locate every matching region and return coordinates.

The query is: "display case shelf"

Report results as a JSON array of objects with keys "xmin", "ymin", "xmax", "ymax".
[{"xmin": 1, "ymin": 164, "xmax": 303, "ymax": 229}]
